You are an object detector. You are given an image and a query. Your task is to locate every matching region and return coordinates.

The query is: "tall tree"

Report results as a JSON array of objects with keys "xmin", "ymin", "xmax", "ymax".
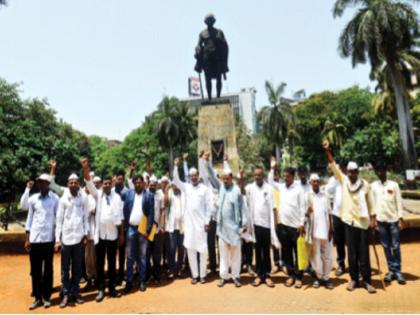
[
  {"xmin": 154, "ymin": 97, "xmax": 180, "ymax": 175},
  {"xmin": 372, "ymin": 48, "xmax": 420, "ymax": 117},
  {"xmin": 333, "ymin": 0, "xmax": 419, "ymax": 169},
  {"xmin": 259, "ymin": 81, "xmax": 296, "ymax": 164}
]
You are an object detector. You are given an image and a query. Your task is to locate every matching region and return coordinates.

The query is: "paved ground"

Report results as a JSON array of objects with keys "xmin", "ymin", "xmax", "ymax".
[{"xmin": 0, "ymin": 242, "xmax": 419, "ymax": 314}]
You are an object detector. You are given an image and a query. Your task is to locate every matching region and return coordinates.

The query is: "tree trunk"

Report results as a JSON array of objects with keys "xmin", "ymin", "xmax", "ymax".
[
  {"xmin": 275, "ymin": 145, "xmax": 282, "ymax": 166},
  {"xmin": 168, "ymin": 146, "xmax": 174, "ymax": 178},
  {"xmin": 388, "ymin": 62, "xmax": 418, "ymax": 170}
]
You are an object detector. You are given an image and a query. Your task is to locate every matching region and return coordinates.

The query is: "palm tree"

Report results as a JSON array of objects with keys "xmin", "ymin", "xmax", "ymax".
[
  {"xmin": 154, "ymin": 97, "xmax": 198, "ymax": 175},
  {"xmin": 333, "ymin": 0, "xmax": 419, "ymax": 169},
  {"xmin": 154, "ymin": 97, "xmax": 180, "ymax": 175},
  {"xmin": 322, "ymin": 120, "xmax": 347, "ymax": 149},
  {"xmin": 372, "ymin": 48, "xmax": 420, "ymax": 117},
  {"xmin": 173, "ymin": 100, "xmax": 197, "ymax": 152},
  {"xmin": 259, "ymin": 81, "xmax": 297, "ymax": 164}
]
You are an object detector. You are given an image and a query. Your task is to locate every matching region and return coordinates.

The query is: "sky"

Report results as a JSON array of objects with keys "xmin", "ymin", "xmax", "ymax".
[{"xmin": 0, "ymin": 0, "xmax": 375, "ymax": 140}]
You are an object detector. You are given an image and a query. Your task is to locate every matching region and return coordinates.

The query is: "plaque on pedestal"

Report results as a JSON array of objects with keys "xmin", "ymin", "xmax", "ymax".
[{"xmin": 197, "ymin": 101, "xmax": 240, "ymax": 176}]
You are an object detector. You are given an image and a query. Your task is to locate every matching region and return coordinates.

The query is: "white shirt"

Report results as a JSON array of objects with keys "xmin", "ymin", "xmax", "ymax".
[
  {"xmin": 129, "ymin": 192, "xmax": 144, "ymax": 226},
  {"xmin": 165, "ymin": 189, "xmax": 184, "ymax": 233},
  {"xmin": 55, "ymin": 190, "xmax": 89, "ymax": 246},
  {"xmin": 326, "ymin": 176, "xmax": 342, "ymax": 217},
  {"xmin": 308, "ymin": 190, "xmax": 331, "ymax": 240},
  {"xmin": 371, "ymin": 180, "xmax": 404, "ymax": 223},
  {"xmin": 153, "ymin": 189, "xmax": 164, "ymax": 232},
  {"xmin": 279, "ymin": 182, "xmax": 306, "ymax": 229},
  {"xmin": 24, "ymin": 191, "xmax": 59, "ymax": 243},
  {"xmin": 86, "ymin": 194, "xmax": 96, "ymax": 240},
  {"xmin": 86, "ymin": 179, "xmax": 123, "ymax": 244},
  {"xmin": 245, "ymin": 182, "xmax": 274, "ymax": 229}
]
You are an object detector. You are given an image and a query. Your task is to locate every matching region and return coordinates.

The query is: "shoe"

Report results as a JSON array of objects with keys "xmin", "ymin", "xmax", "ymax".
[
  {"xmin": 29, "ymin": 299, "xmax": 43, "ymax": 310},
  {"xmin": 59, "ymin": 295, "xmax": 69, "ymax": 308},
  {"xmin": 364, "ymin": 282, "xmax": 377, "ymax": 294},
  {"xmin": 324, "ymin": 280, "xmax": 334, "ymax": 289},
  {"xmin": 335, "ymin": 266, "xmax": 345, "ymax": 277},
  {"xmin": 80, "ymin": 276, "xmax": 87, "ymax": 284},
  {"xmin": 115, "ymin": 277, "xmax": 123, "ymax": 286},
  {"xmin": 265, "ymin": 278, "xmax": 275, "ymax": 288},
  {"xmin": 200, "ymin": 277, "xmax": 206, "ymax": 284},
  {"xmin": 384, "ymin": 272, "xmax": 394, "ymax": 283},
  {"xmin": 168, "ymin": 273, "xmax": 175, "ymax": 280},
  {"xmin": 247, "ymin": 265, "xmax": 257, "ymax": 277},
  {"xmin": 95, "ymin": 290, "xmax": 105, "ymax": 302},
  {"xmin": 294, "ymin": 279, "xmax": 302, "ymax": 289},
  {"xmin": 271, "ymin": 265, "xmax": 280, "ymax": 274},
  {"xmin": 312, "ymin": 280, "xmax": 321, "ymax": 288},
  {"xmin": 191, "ymin": 278, "xmax": 198, "ymax": 285},
  {"xmin": 139, "ymin": 282, "xmax": 146, "ymax": 292},
  {"xmin": 84, "ymin": 279, "xmax": 95, "ymax": 291},
  {"xmin": 285, "ymin": 277, "xmax": 295, "ymax": 287},
  {"xmin": 124, "ymin": 282, "xmax": 133, "ymax": 294},
  {"xmin": 217, "ymin": 278, "xmax": 226, "ymax": 287},
  {"xmin": 109, "ymin": 289, "xmax": 122, "ymax": 298},
  {"xmin": 395, "ymin": 273, "xmax": 406, "ymax": 285},
  {"xmin": 252, "ymin": 277, "xmax": 262, "ymax": 287},
  {"xmin": 346, "ymin": 280, "xmax": 357, "ymax": 292},
  {"xmin": 233, "ymin": 278, "xmax": 242, "ymax": 288},
  {"xmin": 73, "ymin": 294, "xmax": 84, "ymax": 304},
  {"xmin": 43, "ymin": 299, "xmax": 51, "ymax": 308}
]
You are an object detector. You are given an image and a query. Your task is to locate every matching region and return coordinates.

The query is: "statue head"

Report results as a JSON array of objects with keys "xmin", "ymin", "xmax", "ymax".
[{"xmin": 204, "ymin": 13, "xmax": 216, "ymax": 26}]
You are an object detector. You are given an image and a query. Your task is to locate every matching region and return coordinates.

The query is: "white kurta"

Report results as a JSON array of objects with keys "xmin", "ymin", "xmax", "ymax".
[{"xmin": 173, "ymin": 168, "xmax": 211, "ymax": 253}]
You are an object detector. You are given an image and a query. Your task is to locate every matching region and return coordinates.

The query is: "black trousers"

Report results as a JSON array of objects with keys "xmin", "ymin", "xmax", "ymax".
[
  {"xmin": 345, "ymin": 224, "xmax": 371, "ymax": 284},
  {"xmin": 96, "ymin": 239, "xmax": 117, "ymax": 291},
  {"xmin": 254, "ymin": 225, "xmax": 271, "ymax": 280},
  {"xmin": 333, "ymin": 215, "xmax": 346, "ymax": 269},
  {"xmin": 117, "ymin": 240, "xmax": 126, "ymax": 280},
  {"xmin": 279, "ymin": 224, "xmax": 303, "ymax": 280},
  {"xmin": 207, "ymin": 219, "xmax": 218, "ymax": 273},
  {"xmin": 29, "ymin": 242, "xmax": 54, "ymax": 300},
  {"xmin": 241, "ymin": 240, "xmax": 254, "ymax": 267}
]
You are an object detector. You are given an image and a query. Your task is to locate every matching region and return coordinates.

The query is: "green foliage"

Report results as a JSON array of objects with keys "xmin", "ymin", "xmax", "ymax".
[
  {"xmin": 293, "ymin": 86, "xmax": 375, "ymax": 169},
  {"xmin": 0, "ymin": 79, "xmax": 90, "ymax": 201},
  {"xmin": 340, "ymin": 120, "xmax": 401, "ymax": 167},
  {"xmin": 235, "ymin": 116, "xmax": 264, "ymax": 175}
]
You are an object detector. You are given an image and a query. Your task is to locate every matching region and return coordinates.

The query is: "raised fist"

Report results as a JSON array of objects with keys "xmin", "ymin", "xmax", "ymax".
[
  {"xmin": 80, "ymin": 158, "xmax": 89, "ymax": 169},
  {"xmin": 270, "ymin": 157, "xmax": 277, "ymax": 169}
]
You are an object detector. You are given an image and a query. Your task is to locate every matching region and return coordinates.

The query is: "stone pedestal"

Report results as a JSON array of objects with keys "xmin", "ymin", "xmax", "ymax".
[{"xmin": 197, "ymin": 101, "xmax": 240, "ymax": 176}]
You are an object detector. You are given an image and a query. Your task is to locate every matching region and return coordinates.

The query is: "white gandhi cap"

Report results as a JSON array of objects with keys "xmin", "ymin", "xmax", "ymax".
[
  {"xmin": 37, "ymin": 174, "xmax": 51, "ymax": 183},
  {"xmin": 347, "ymin": 161, "xmax": 359, "ymax": 171},
  {"xmin": 309, "ymin": 173, "xmax": 320, "ymax": 181}
]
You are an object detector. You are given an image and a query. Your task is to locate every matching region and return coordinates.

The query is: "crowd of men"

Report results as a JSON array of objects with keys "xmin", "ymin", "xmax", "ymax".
[{"xmin": 21, "ymin": 141, "xmax": 406, "ymax": 310}]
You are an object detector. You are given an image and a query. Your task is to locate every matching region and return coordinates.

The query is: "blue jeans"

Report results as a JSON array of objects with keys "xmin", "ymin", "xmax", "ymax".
[
  {"xmin": 61, "ymin": 242, "xmax": 83, "ymax": 296},
  {"xmin": 377, "ymin": 221, "xmax": 401, "ymax": 274},
  {"xmin": 168, "ymin": 230, "xmax": 185, "ymax": 273},
  {"xmin": 126, "ymin": 227, "xmax": 148, "ymax": 283}
]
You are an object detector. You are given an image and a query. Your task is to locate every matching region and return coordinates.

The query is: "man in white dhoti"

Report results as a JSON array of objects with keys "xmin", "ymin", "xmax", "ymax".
[
  {"xmin": 307, "ymin": 174, "xmax": 334, "ymax": 289},
  {"xmin": 173, "ymin": 157, "xmax": 212, "ymax": 284},
  {"xmin": 205, "ymin": 156, "xmax": 247, "ymax": 288}
]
